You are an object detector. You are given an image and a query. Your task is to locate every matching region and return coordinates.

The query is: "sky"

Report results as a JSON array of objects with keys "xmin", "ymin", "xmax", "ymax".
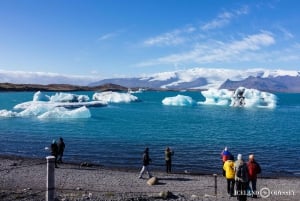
[{"xmin": 0, "ymin": 0, "xmax": 299, "ymax": 79}]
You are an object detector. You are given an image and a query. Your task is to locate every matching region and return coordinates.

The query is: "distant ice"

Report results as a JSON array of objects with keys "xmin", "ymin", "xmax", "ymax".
[
  {"xmin": 93, "ymin": 91, "xmax": 138, "ymax": 103},
  {"xmin": 162, "ymin": 95, "xmax": 195, "ymax": 106},
  {"xmin": 199, "ymin": 87, "xmax": 277, "ymax": 109}
]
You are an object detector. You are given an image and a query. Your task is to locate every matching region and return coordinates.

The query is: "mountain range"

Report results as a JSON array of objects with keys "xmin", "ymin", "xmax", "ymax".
[
  {"xmin": 89, "ymin": 68, "xmax": 300, "ymax": 93},
  {"xmin": 1, "ymin": 68, "xmax": 300, "ymax": 92}
]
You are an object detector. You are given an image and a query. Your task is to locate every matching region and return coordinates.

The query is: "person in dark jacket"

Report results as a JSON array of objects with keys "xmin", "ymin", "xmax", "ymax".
[
  {"xmin": 247, "ymin": 154, "xmax": 261, "ymax": 198},
  {"xmin": 50, "ymin": 140, "xmax": 59, "ymax": 168},
  {"xmin": 235, "ymin": 154, "xmax": 248, "ymax": 201},
  {"xmin": 138, "ymin": 147, "xmax": 152, "ymax": 179},
  {"xmin": 57, "ymin": 137, "xmax": 65, "ymax": 163},
  {"xmin": 165, "ymin": 147, "xmax": 174, "ymax": 173}
]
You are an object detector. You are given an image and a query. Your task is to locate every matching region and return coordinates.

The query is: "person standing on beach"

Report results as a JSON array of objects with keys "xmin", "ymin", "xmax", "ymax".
[
  {"xmin": 50, "ymin": 140, "xmax": 59, "ymax": 168},
  {"xmin": 138, "ymin": 147, "xmax": 152, "ymax": 179},
  {"xmin": 235, "ymin": 154, "xmax": 248, "ymax": 201},
  {"xmin": 223, "ymin": 155, "xmax": 235, "ymax": 197},
  {"xmin": 247, "ymin": 154, "xmax": 261, "ymax": 198},
  {"xmin": 221, "ymin": 147, "xmax": 232, "ymax": 176},
  {"xmin": 57, "ymin": 137, "xmax": 65, "ymax": 164},
  {"xmin": 165, "ymin": 147, "xmax": 174, "ymax": 173}
]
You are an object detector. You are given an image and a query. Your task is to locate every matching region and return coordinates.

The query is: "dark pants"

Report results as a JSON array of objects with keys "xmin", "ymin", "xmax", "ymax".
[
  {"xmin": 236, "ymin": 181, "xmax": 247, "ymax": 201},
  {"xmin": 57, "ymin": 152, "xmax": 64, "ymax": 163},
  {"xmin": 227, "ymin": 179, "xmax": 235, "ymax": 196},
  {"xmin": 52, "ymin": 154, "xmax": 58, "ymax": 168},
  {"xmin": 248, "ymin": 179, "xmax": 257, "ymax": 196},
  {"xmin": 166, "ymin": 160, "xmax": 172, "ymax": 173}
]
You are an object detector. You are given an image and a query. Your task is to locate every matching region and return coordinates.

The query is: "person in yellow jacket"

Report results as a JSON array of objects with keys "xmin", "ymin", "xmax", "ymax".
[{"xmin": 223, "ymin": 155, "xmax": 235, "ymax": 196}]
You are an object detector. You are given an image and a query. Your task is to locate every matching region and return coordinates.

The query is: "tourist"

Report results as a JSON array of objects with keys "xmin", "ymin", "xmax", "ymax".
[
  {"xmin": 221, "ymin": 147, "xmax": 232, "ymax": 176},
  {"xmin": 138, "ymin": 147, "xmax": 152, "ymax": 179},
  {"xmin": 165, "ymin": 147, "xmax": 174, "ymax": 173},
  {"xmin": 50, "ymin": 140, "xmax": 59, "ymax": 168},
  {"xmin": 57, "ymin": 137, "xmax": 65, "ymax": 163},
  {"xmin": 247, "ymin": 154, "xmax": 261, "ymax": 198},
  {"xmin": 223, "ymin": 155, "xmax": 235, "ymax": 196},
  {"xmin": 235, "ymin": 154, "xmax": 248, "ymax": 201}
]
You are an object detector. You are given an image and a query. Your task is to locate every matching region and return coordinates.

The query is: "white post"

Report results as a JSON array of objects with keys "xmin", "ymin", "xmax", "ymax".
[
  {"xmin": 46, "ymin": 156, "xmax": 55, "ymax": 201},
  {"xmin": 213, "ymin": 174, "xmax": 217, "ymax": 196}
]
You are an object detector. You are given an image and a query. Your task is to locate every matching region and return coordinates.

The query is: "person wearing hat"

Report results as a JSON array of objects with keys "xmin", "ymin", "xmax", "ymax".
[
  {"xmin": 235, "ymin": 154, "xmax": 248, "ymax": 201},
  {"xmin": 221, "ymin": 147, "xmax": 233, "ymax": 176},
  {"xmin": 223, "ymin": 155, "xmax": 235, "ymax": 196},
  {"xmin": 247, "ymin": 154, "xmax": 261, "ymax": 198}
]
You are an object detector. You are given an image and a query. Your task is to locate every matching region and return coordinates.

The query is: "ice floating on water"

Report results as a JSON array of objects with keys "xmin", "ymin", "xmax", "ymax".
[
  {"xmin": 199, "ymin": 89, "xmax": 232, "ymax": 106},
  {"xmin": 38, "ymin": 106, "xmax": 91, "ymax": 119},
  {"xmin": 230, "ymin": 87, "xmax": 277, "ymax": 108},
  {"xmin": 199, "ymin": 87, "xmax": 277, "ymax": 109},
  {"xmin": 0, "ymin": 91, "xmax": 106, "ymax": 119},
  {"xmin": 162, "ymin": 95, "xmax": 195, "ymax": 106},
  {"xmin": 49, "ymin": 92, "xmax": 90, "ymax": 103},
  {"xmin": 93, "ymin": 91, "xmax": 139, "ymax": 103},
  {"xmin": 0, "ymin": 109, "xmax": 18, "ymax": 117}
]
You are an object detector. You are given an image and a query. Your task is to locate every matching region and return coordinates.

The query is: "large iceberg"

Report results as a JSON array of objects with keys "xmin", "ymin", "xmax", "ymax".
[
  {"xmin": 162, "ymin": 95, "xmax": 195, "ymax": 106},
  {"xmin": 199, "ymin": 87, "xmax": 277, "ymax": 109},
  {"xmin": 93, "ymin": 91, "xmax": 139, "ymax": 103},
  {"xmin": 0, "ymin": 91, "xmax": 106, "ymax": 119}
]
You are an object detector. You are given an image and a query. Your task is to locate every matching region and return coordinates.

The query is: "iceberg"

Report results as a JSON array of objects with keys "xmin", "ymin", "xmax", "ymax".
[
  {"xmin": 92, "ymin": 91, "xmax": 139, "ymax": 103},
  {"xmin": 0, "ymin": 91, "xmax": 107, "ymax": 119},
  {"xmin": 49, "ymin": 92, "xmax": 90, "ymax": 103},
  {"xmin": 38, "ymin": 106, "xmax": 91, "ymax": 119},
  {"xmin": 230, "ymin": 87, "xmax": 277, "ymax": 108},
  {"xmin": 162, "ymin": 95, "xmax": 195, "ymax": 106},
  {"xmin": 199, "ymin": 87, "xmax": 277, "ymax": 109},
  {"xmin": 0, "ymin": 109, "xmax": 18, "ymax": 118},
  {"xmin": 199, "ymin": 89, "xmax": 232, "ymax": 106}
]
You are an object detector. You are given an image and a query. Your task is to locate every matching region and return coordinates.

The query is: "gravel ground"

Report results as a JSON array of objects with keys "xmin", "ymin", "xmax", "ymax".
[{"xmin": 0, "ymin": 155, "xmax": 299, "ymax": 201}]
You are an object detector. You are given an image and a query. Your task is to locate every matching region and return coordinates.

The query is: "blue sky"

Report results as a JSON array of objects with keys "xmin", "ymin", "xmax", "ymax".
[{"xmin": 0, "ymin": 0, "xmax": 299, "ymax": 79}]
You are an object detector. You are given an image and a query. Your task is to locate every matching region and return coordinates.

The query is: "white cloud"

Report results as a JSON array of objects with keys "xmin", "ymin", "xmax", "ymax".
[
  {"xmin": 137, "ymin": 32, "xmax": 276, "ymax": 67},
  {"xmin": 98, "ymin": 33, "xmax": 117, "ymax": 41},
  {"xmin": 143, "ymin": 26, "xmax": 196, "ymax": 47},
  {"xmin": 0, "ymin": 70, "xmax": 98, "ymax": 85},
  {"xmin": 277, "ymin": 26, "xmax": 294, "ymax": 40},
  {"xmin": 201, "ymin": 6, "xmax": 249, "ymax": 31}
]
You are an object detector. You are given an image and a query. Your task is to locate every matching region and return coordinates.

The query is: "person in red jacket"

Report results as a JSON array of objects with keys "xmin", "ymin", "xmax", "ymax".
[{"xmin": 247, "ymin": 154, "xmax": 261, "ymax": 198}]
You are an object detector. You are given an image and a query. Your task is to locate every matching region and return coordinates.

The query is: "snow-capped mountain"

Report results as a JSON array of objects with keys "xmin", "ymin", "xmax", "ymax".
[
  {"xmin": 89, "ymin": 68, "xmax": 300, "ymax": 92},
  {"xmin": 1, "ymin": 68, "xmax": 299, "ymax": 92}
]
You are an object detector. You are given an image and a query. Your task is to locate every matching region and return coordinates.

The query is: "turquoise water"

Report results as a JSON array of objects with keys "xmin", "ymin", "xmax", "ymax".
[{"xmin": 0, "ymin": 91, "xmax": 300, "ymax": 177}]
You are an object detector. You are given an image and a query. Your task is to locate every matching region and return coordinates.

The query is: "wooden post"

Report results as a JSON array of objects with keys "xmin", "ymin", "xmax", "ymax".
[
  {"xmin": 46, "ymin": 156, "xmax": 55, "ymax": 201},
  {"xmin": 213, "ymin": 174, "xmax": 217, "ymax": 196}
]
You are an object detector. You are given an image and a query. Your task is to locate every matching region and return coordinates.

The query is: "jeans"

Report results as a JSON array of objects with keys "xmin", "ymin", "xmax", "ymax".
[
  {"xmin": 248, "ymin": 179, "xmax": 257, "ymax": 195},
  {"xmin": 139, "ymin": 165, "xmax": 152, "ymax": 178}
]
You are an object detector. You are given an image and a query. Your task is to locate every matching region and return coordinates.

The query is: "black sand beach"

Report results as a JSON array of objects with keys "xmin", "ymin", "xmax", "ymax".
[{"xmin": 0, "ymin": 155, "xmax": 299, "ymax": 201}]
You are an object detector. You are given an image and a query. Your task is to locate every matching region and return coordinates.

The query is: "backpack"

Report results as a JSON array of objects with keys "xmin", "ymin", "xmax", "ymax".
[{"xmin": 236, "ymin": 163, "xmax": 247, "ymax": 180}]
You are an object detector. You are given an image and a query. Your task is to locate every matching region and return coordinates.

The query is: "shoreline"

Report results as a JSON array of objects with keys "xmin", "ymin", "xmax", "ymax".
[
  {"xmin": 1, "ymin": 154, "xmax": 298, "ymax": 179},
  {"xmin": 1, "ymin": 154, "xmax": 300, "ymax": 201}
]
